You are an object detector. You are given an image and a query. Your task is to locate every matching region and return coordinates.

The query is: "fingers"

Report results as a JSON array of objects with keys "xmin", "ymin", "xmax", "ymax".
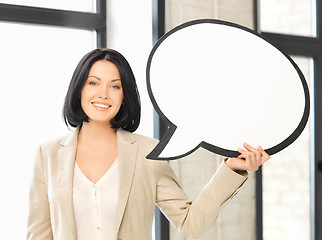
[
  {"xmin": 257, "ymin": 145, "xmax": 270, "ymax": 162},
  {"xmin": 243, "ymin": 143, "xmax": 257, "ymax": 152},
  {"xmin": 236, "ymin": 143, "xmax": 270, "ymax": 171},
  {"xmin": 245, "ymin": 143, "xmax": 262, "ymax": 163},
  {"xmin": 237, "ymin": 149, "xmax": 259, "ymax": 171}
]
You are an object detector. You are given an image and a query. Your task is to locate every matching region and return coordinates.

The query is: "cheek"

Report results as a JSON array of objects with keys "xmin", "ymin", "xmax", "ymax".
[
  {"xmin": 80, "ymin": 88, "xmax": 91, "ymax": 110},
  {"xmin": 119, "ymin": 95, "xmax": 124, "ymax": 106},
  {"xmin": 80, "ymin": 98, "xmax": 87, "ymax": 114},
  {"xmin": 80, "ymin": 93, "xmax": 86, "ymax": 107},
  {"xmin": 80, "ymin": 87, "xmax": 86, "ymax": 100},
  {"xmin": 81, "ymin": 87, "xmax": 95, "ymax": 101},
  {"xmin": 111, "ymin": 90, "xmax": 123, "ymax": 103},
  {"xmin": 119, "ymin": 89, "xmax": 124, "ymax": 102}
]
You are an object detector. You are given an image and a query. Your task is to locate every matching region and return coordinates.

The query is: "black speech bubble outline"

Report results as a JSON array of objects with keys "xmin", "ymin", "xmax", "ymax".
[{"xmin": 146, "ymin": 19, "xmax": 310, "ymax": 160}]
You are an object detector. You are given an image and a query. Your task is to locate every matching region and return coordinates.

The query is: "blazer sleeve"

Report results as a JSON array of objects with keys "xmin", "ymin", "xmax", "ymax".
[
  {"xmin": 155, "ymin": 159, "xmax": 247, "ymax": 239},
  {"xmin": 26, "ymin": 145, "xmax": 53, "ymax": 240}
]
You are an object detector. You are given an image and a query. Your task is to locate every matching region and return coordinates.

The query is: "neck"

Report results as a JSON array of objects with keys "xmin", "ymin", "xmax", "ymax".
[{"xmin": 78, "ymin": 121, "xmax": 117, "ymax": 144}]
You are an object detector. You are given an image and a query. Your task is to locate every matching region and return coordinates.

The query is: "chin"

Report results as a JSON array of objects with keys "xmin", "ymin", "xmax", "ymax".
[{"xmin": 87, "ymin": 118, "xmax": 112, "ymax": 125}]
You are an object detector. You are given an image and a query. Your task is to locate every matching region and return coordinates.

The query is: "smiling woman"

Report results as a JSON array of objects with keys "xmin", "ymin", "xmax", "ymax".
[
  {"xmin": 63, "ymin": 49, "xmax": 141, "ymax": 132},
  {"xmin": 26, "ymin": 48, "xmax": 271, "ymax": 240},
  {"xmin": 81, "ymin": 60, "xmax": 124, "ymax": 125}
]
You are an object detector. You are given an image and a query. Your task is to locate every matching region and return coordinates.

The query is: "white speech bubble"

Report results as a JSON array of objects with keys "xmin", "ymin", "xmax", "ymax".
[{"xmin": 146, "ymin": 19, "xmax": 310, "ymax": 160}]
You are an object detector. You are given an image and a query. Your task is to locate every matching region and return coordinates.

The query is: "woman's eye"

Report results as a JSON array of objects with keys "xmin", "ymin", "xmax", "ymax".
[
  {"xmin": 89, "ymin": 82, "xmax": 97, "ymax": 86},
  {"xmin": 111, "ymin": 85, "xmax": 120, "ymax": 89}
]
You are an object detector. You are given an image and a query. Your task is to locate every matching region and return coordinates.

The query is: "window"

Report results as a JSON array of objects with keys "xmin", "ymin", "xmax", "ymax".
[
  {"xmin": 256, "ymin": 0, "xmax": 320, "ymax": 239},
  {"xmin": 0, "ymin": 2, "xmax": 105, "ymax": 238},
  {"xmin": 260, "ymin": 0, "xmax": 316, "ymax": 37},
  {"xmin": 262, "ymin": 56, "xmax": 313, "ymax": 240},
  {"xmin": 0, "ymin": 0, "xmax": 96, "ymax": 12}
]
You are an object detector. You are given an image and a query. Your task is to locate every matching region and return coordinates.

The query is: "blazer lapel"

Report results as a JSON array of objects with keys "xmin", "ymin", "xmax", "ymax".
[
  {"xmin": 55, "ymin": 127, "xmax": 138, "ymax": 237},
  {"xmin": 115, "ymin": 129, "xmax": 139, "ymax": 233},
  {"xmin": 58, "ymin": 127, "xmax": 79, "ymax": 239}
]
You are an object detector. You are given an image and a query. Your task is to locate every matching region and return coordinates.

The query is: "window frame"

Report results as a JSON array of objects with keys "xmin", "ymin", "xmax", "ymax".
[
  {"xmin": 152, "ymin": 0, "xmax": 170, "ymax": 239},
  {"xmin": 0, "ymin": 1, "xmax": 106, "ymax": 47},
  {"xmin": 254, "ymin": 0, "xmax": 320, "ymax": 239}
]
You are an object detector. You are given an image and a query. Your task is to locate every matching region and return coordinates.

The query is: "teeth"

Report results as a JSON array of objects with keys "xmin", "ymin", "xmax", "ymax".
[{"xmin": 92, "ymin": 103, "xmax": 110, "ymax": 108}]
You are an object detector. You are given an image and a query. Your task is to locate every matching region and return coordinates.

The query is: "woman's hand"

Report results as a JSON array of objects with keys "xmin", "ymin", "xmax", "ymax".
[{"xmin": 225, "ymin": 143, "xmax": 270, "ymax": 172}]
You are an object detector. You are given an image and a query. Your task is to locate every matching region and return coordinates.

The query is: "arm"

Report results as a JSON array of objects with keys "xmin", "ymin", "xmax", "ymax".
[
  {"xmin": 26, "ymin": 145, "xmax": 53, "ymax": 240},
  {"xmin": 155, "ymin": 159, "xmax": 247, "ymax": 239}
]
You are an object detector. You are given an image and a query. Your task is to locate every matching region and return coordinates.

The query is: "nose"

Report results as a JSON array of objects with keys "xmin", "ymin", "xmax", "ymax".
[{"xmin": 98, "ymin": 86, "xmax": 110, "ymax": 100}]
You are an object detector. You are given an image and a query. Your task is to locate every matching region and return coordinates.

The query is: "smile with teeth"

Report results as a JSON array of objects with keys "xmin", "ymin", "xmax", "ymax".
[{"xmin": 91, "ymin": 102, "xmax": 111, "ymax": 110}]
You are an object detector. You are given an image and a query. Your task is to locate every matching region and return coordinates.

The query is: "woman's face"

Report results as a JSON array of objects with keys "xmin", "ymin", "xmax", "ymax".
[{"xmin": 81, "ymin": 60, "xmax": 123, "ymax": 125}]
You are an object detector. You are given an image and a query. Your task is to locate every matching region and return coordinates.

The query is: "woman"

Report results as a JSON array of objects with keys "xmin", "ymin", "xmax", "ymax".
[{"xmin": 27, "ymin": 48, "xmax": 270, "ymax": 240}]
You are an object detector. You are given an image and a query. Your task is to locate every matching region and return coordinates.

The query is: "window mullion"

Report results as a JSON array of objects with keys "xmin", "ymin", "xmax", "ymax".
[{"xmin": 0, "ymin": 3, "xmax": 102, "ymax": 30}]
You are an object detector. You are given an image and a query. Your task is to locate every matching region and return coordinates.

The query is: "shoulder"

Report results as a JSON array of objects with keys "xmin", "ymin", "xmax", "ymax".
[
  {"xmin": 117, "ymin": 128, "xmax": 159, "ymax": 148},
  {"xmin": 132, "ymin": 132, "xmax": 158, "ymax": 147},
  {"xmin": 38, "ymin": 128, "xmax": 77, "ymax": 156},
  {"xmin": 117, "ymin": 129, "xmax": 161, "ymax": 164}
]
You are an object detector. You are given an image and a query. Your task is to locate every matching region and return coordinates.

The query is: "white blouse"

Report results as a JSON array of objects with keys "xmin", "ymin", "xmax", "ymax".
[{"xmin": 73, "ymin": 159, "xmax": 119, "ymax": 240}]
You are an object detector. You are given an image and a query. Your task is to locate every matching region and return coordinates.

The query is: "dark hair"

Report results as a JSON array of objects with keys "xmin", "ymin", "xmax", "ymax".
[{"xmin": 63, "ymin": 48, "xmax": 141, "ymax": 132}]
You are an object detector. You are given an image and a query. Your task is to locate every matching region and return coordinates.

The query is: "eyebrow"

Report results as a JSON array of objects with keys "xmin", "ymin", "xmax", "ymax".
[{"xmin": 88, "ymin": 75, "xmax": 121, "ymax": 82}]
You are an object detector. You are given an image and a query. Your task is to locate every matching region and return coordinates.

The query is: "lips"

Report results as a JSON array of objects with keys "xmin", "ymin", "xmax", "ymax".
[{"xmin": 91, "ymin": 102, "xmax": 111, "ymax": 110}]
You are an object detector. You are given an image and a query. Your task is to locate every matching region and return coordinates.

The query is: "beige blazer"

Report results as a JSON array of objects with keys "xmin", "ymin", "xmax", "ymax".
[{"xmin": 27, "ymin": 127, "xmax": 247, "ymax": 240}]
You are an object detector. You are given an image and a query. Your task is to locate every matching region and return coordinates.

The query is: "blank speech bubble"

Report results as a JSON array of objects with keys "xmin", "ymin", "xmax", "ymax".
[{"xmin": 146, "ymin": 19, "xmax": 310, "ymax": 160}]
